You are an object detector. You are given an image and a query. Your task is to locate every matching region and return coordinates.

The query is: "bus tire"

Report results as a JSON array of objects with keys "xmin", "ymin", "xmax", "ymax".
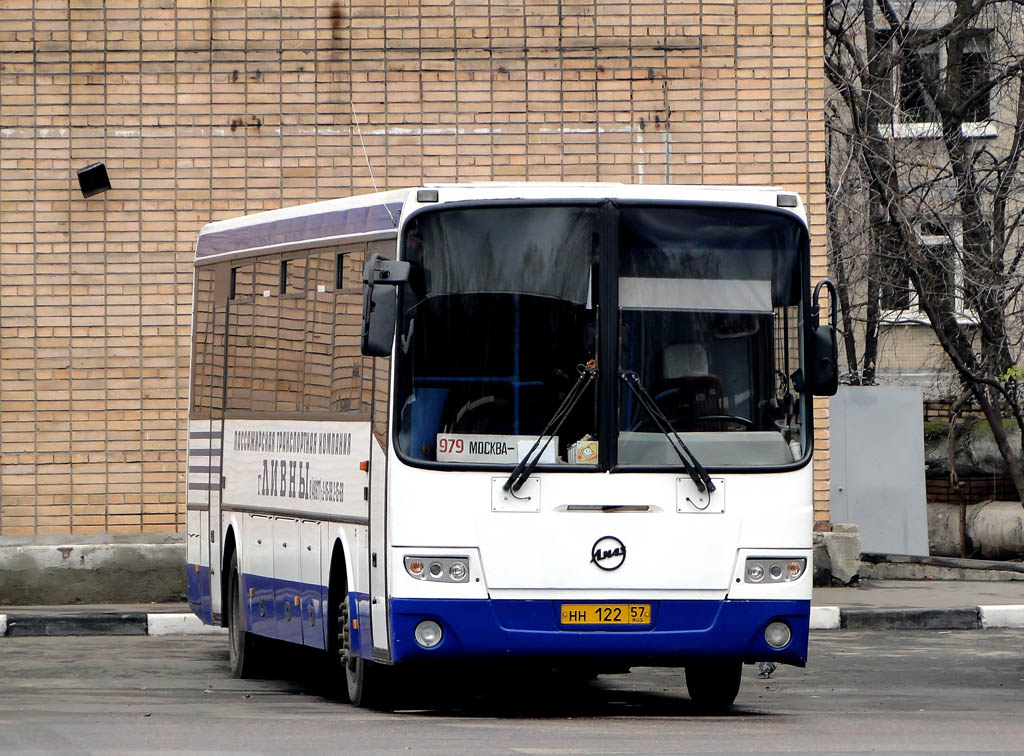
[
  {"xmin": 227, "ymin": 552, "xmax": 261, "ymax": 679},
  {"xmin": 333, "ymin": 585, "xmax": 392, "ymax": 709},
  {"xmin": 684, "ymin": 660, "xmax": 742, "ymax": 712}
]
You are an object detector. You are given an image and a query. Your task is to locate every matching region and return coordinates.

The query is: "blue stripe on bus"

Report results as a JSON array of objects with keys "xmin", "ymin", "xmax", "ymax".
[
  {"xmin": 239, "ymin": 572, "xmax": 327, "ymax": 650},
  {"xmin": 388, "ymin": 598, "xmax": 810, "ymax": 666},
  {"xmin": 187, "ymin": 565, "xmax": 358, "ymax": 654},
  {"xmin": 187, "ymin": 563, "xmax": 213, "ymax": 625},
  {"xmin": 195, "ymin": 202, "xmax": 403, "ymax": 258},
  {"xmin": 187, "ymin": 566, "xmax": 808, "ymax": 667}
]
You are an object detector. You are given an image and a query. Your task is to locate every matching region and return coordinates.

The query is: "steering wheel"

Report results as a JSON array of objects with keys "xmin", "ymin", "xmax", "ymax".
[{"xmin": 693, "ymin": 414, "xmax": 755, "ymax": 430}]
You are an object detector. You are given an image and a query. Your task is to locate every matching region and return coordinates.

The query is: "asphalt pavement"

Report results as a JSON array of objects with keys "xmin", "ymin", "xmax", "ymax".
[
  {"xmin": 3, "ymin": 631, "xmax": 1024, "ymax": 754},
  {"xmin": 2, "ymin": 579, "xmax": 1022, "ymax": 636}
]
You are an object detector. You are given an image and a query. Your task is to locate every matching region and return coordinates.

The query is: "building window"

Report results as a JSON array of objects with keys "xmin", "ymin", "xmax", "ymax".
[
  {"xmin": 878, "ymin": 255, "xmax": 913, "ymax": 313},
  {"xmin": 899, "ymin": 42, "xmax": 941, "ymax": 124},
  {"xmin": 880, "ymin": 220, "xmax": 963, "ymax": 322},
  {"xmin": 961, "ymin": 40, "xmax": 991, "ymax": 122},
  {"xmin": 888, "ymin": 31, "xmax": 993, "ymax": 137}
]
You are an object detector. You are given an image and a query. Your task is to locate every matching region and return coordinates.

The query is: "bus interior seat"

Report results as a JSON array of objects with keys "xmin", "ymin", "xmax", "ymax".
[{"xmin": 655, "ymin": 344, "xmax": 727, "ymax": 430}]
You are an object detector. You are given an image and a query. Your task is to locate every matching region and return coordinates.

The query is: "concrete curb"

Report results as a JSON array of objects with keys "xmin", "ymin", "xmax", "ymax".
[
  {"xmin": 147, "ymin": 613, "xmax": 228, "ymax": 636},
  {"xmin": 2, "ymin": 607, "xmax": 1022, "ymax": 636},
  {"xmin": 809, "ymin": 606, "xmax": 841, "ymax": 630},
  {"xmin": 811, "ymin": 605, "xmax": 1024, "ymax": 630},
  {"xmin": 841, "ymin": 607, "xmax": 981, "ymax": 630},
  {"xmin": 979, "ymin": 605, "xmax": 1024, "ymax": 628},
  {"xmin": 0, "ymin": 612, "xmax": 227, "ymax": 637}
]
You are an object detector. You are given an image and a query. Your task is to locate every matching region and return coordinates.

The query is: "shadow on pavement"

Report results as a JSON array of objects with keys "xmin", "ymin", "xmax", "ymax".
[{"xmin": 225, "ymin": 640, "xmax": 772, "ymax": 719}]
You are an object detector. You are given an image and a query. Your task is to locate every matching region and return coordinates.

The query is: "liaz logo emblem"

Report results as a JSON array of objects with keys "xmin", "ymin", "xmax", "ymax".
[{"xmin": 590, "ymin": 536, "xmax": 626, "ymax": 571}]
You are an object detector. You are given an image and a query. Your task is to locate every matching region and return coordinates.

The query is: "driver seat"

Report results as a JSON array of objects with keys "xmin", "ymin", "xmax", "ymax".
[{"xmin": 655, "ymin": 344, "xmax": 725, "ymax": 430}]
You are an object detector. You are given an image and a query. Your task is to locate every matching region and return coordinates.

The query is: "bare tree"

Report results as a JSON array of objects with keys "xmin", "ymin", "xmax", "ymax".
[
  {"xmin": 826, "ymin": 118, "xmax": 883, "ymax": 384},
  {"xmin": 825, "ymin": 0, "xmax": 1024, "ymax": 498}
]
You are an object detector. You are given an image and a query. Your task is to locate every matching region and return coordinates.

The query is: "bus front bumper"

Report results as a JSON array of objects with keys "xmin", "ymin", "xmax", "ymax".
[{"xmin": 387, "ymin": 598, "xmax": 809, "ymax": 666}]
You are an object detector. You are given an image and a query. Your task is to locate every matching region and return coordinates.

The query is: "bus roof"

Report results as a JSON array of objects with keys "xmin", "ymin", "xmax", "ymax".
[
  {"xmin": 194, "ymin": 183, "xmax": 804, "ymax": 265},
  {"xmin": 194, "ymin": 188, "xmax": 411, "ymax": 263}
]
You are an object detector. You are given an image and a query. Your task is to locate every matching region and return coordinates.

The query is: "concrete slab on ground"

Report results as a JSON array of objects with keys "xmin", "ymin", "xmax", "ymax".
[{"xmin": 813, "ymin": 579, "xmax": 1024, "ymax": 609}]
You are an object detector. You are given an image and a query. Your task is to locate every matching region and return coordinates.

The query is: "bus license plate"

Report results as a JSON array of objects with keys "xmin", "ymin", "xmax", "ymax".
[{"xmin": 560, "ymin": 604, "xmax": 651, "ymax": 626}]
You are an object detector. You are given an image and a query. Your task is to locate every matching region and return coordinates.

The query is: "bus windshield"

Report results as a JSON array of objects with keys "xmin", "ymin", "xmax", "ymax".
[
  {"xmin": 395, "ymin": 203, "xmax": 808, "ymax": 470},
  {"xmin": 396, "ymin": 206, "xmax": 600, "ymax": 467},
  {"xmin": 616, "ymin": 206, "xmax": 805, "ymax": 468}
]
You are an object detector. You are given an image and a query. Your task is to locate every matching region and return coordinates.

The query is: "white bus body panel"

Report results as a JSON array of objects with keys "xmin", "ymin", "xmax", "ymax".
[
  {"xmin": 386, "ymin": 459, "xmax": 812, "ymax": 598},
  {"xmin": 190, "ymin": 418, "xmax": 373, "ymax": 642},
  {"xmin": 220, "ymin": 419, "xmax": 369, "ymax": 523},
  {"xmin": 187, "ymin": 419, "xmax": 223, "ymax": 619},
  {"xmin": 369, "ymin": 435, "xmax": 389, "ymax": 652}
]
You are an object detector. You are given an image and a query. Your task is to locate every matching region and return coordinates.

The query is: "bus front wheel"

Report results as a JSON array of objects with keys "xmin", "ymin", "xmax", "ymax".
[
  {"xmin": 684, "ymin": 660, "xmax": 742, "ymax": 712},
  {"xmin": 332, "ymin": 582, "xmax": 391, "ymax": 709}
]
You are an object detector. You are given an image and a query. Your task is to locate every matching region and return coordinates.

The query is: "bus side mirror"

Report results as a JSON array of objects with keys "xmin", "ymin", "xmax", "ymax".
[
  {"xmin": 361, "ymin": 283, "xmax": 397, "ymax": 357},
  {"xmin": 360, "ymin": 254, "xmax": 410, "ymax": 358},
  {"xmin": 807, "ymin": 279, "xmax": 839, "ymax": 397}
]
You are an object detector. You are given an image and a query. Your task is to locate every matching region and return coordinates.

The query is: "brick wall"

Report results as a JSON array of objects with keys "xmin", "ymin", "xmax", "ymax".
[
  {"xmin": 0, "ymin": 0, "xmax": 828, "ymax": 535},
  {"xmin": 923, "ymin": 399, "xmax": 1018, "ymax": 505},
  {"xmin": 927, "ymin": 475, "xmax": 1017, "ymax": 506},
  {"xmin": 923, "ymin": 399, "xmax": 986, "ymax": 423}
]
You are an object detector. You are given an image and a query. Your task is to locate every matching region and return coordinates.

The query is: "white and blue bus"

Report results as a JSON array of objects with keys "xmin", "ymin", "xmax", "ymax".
[{"xmin": 186, "ymin": 183, "xmax": 838, "ymax": 710}]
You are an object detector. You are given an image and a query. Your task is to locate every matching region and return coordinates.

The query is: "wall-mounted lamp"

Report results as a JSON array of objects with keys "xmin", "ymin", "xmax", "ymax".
[{"xmin": 77, "ymin": 162, "xmax": 110, "ymax": 197}]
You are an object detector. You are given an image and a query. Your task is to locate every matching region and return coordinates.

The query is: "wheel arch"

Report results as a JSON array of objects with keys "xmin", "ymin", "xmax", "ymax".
[
  {"xmin": 328, "ymin": 535, "xmax": 351, "ymax": 594},
  {"xmin": 220, "ymin": 525, "xmax": 238, "ymax": 628}
]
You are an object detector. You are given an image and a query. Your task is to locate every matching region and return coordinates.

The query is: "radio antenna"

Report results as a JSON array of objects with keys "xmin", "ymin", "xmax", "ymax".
[{"xmin": 350, "ymin": 102, "xmax": 396, "ymax": 226}]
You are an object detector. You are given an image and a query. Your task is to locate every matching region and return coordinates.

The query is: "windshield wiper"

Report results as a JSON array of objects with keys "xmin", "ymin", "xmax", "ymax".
[
  {"xmin": 503, "ymin": 361, "xmax": 598, "ymax": 494},
  {"xmin": 619, "ymin": 370, "xmax": 715, "ymax": 494}
]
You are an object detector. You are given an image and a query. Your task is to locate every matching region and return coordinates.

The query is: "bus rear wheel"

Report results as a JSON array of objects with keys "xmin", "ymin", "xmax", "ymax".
[
  {"xmin": 227, "ymin": 552, "xmax": 261, "ymax": 679},
  {"xmin": 684, "ymin": 660, "xmax": 742, "ymax": 712}
]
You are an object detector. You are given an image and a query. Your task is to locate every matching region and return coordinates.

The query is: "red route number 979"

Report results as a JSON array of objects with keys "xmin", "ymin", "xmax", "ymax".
[{"xmin": 437, "ymin": 437, "xmax": 464, "ymax": 455}]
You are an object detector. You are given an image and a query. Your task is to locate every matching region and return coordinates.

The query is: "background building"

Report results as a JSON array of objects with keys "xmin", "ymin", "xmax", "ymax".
[{"xmin": 0, "ymin": 0, "xmax": 828, "ymax": 540}]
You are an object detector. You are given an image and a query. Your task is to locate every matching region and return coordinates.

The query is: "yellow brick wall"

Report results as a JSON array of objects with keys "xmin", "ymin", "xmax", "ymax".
[{"xmin": 0, "ymin": 0, "xmax": 828, "ymax": 535}]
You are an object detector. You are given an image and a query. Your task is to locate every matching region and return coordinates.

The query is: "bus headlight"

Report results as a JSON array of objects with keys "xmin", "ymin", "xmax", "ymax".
[
  {"xmin": 744, "ymin": 557, "xmax": 806, "ymax": 583},
  {"xmin": 404, "ymin": 555, "xmax": 470, "ymax": 583}
]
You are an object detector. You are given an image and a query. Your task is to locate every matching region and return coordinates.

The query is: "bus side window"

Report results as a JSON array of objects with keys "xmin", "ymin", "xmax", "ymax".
[
  {"xmin": 304, "ymin": 251, "xmax": 334, "ymax": 412},
  {"xmin": 368, "ymin": 239, "xmax": 394, "ymax": 452},
  {"xmin": 191, "ymin": 267, "xmax": 218, "ymax": 416},
  {"xmin": 277, "ymin": 256, "xmax": 308, "ymax": 412},
  {"xmin": 226, "ymin": 262, "xmax": 255, "ymax": 414},
  {"xmin": 772, "ymin": 303, "xmax": 803, "ymax": 455},
  {"xmin": 252, "ymin": 259, "xmax": 280, "ymax": 414},
  {"xmin": 333, "ymin": 245, "xmax": 367, "ymax": 415},
  {"xmin": 284, "ymin": 255, "xmax": 307, "ymax": 296}
]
